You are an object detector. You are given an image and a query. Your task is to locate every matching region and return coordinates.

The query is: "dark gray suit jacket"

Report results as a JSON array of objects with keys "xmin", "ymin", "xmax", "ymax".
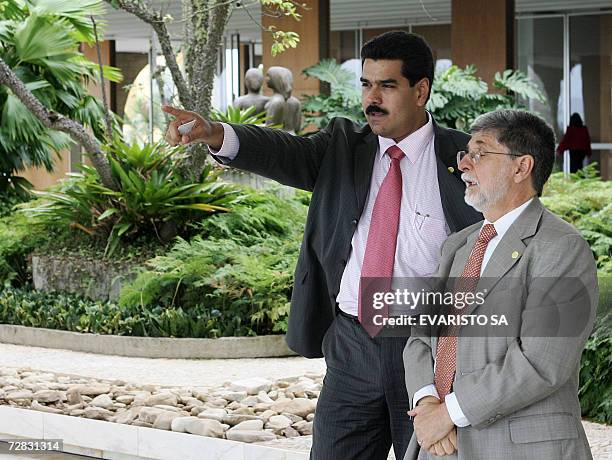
[{"xmin": 213, "ymin": 117, "xmax": 482, "ymax": 358}]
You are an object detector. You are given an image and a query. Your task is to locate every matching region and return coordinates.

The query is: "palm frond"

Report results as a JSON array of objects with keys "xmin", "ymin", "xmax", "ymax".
[{"xmin": 14, "ymin": 15, "xmax": 75, "ymax": 63}]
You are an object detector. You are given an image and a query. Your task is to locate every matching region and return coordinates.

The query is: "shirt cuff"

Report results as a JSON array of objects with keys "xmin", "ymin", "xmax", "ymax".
[
  {"xmin": 445, "ymin": 392, "xmax": 470, "ymax": 427},
  {"xmin": 208, "ymin": 122, "xmax": 239, "ymax": 162},
  {"xmin": 412, "ymin": 384, "xmax": 439, "ymax": 409}
]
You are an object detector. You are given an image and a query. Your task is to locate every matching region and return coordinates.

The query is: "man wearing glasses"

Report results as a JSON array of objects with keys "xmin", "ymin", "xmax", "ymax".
[{"xmin": 404, "ymin": 109, "xmax": 598, "ymax": 459}]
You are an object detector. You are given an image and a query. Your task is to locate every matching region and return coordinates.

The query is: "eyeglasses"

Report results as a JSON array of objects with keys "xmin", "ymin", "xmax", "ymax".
[{"xmin": 457, "ymin": 150, "xmax": 523, "ymax": 165}]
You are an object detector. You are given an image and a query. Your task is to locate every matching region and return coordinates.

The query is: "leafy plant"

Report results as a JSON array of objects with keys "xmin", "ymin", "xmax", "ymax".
[
  {"xmin": 302, "ymin": 59, "xmax": 365, "ymax": 129},
  {"xmin": 210, "ymin": 105, "xmax": 268, "ymax": 125},
  {"xmin": 0, "ymin": 187, "xmax": 31, "ymax": 218},
  {"xmin": 0, "ymin": 205, "xmax": 52, "ymax": 287},
  {"xmin": 0, "ymin": 0, "xmax": 122, "ymax": 193},
  {"xmin": 427, "ymin": 65, "xmax": 545, "ymax": 130},
  {"xmin": 0, "ymin": 287, "xmax": 232, "ymax": 338},
  {"xmin": 118, "ymin": 189, "xmax": 308, "ymax": 335},
  {"xmin": 21, "ymin": 139, "xmax": 245, "ymax": 256},
  {"xmin": 542, "ymin": 164, "xmax": 611, "ymax": 272},
  {"xmin": 579, "ymin": 307, "xmax": 612, "ymax": 424}
]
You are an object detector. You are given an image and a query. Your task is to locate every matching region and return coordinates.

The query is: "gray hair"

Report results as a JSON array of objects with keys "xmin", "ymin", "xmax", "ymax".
[{"xmin": 470, "ymin": 109, "xmax": 556, "ymax": 196}]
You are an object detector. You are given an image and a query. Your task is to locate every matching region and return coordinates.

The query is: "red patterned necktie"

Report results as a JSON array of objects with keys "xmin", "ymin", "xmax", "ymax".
[
  {"xmin": 434, "ymin": 223, "xmax": 497, "ymax": 400},
  {"xmin": 358, "ymin": 145, "xmax": 405, "ymax": 338}
]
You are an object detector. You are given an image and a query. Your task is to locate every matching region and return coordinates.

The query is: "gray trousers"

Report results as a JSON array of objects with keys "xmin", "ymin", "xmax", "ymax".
[{"xmin": 311, "ymin": 311, "xmax": 413, "ymax": 460}]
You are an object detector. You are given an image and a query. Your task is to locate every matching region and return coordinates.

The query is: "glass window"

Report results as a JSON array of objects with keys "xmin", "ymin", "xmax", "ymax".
[
  {"xmin": 569, "ymin": 13, "xmax": 612, "ymax": 145},
  {"xmin": 516, "ymin": 17, "xmax": 565, "ymax": 140},
  {"xmin": 330, "ymin": 30, "xmax": 357, "ymax": 63}
]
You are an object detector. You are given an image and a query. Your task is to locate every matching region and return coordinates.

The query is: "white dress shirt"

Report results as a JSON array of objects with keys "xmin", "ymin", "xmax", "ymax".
[
  {"xmin": 210, "ymin": 115, "xmax": 450, "ymax": 317},
  {"xmin": 413, "ymin": 197, "xmax": 534, "ymax": 427},
  {"xmin": 336, "ymin": 114, "xmax": 449, "ymax": 315}
]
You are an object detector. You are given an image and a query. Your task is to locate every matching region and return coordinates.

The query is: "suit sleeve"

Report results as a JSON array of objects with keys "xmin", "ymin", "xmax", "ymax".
[
  {"xmin": 209, "ymin": 119, "xmax": 335, "ymax": 192},
  {"xmin": 403, "ymin": 237, "xmax": 456, "ymax": 406},
  {"xmin": 452, "ymin": 234, "xmax": 598, "ymax": 428},
  {"xmin": 403, "ymin": 328, "xmax": 435, "ymax": 408}
]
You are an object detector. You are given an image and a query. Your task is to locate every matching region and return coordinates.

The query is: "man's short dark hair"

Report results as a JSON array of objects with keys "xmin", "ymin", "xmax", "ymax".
[
  {"xmin": 470, "ymin": 109, "xmax": 556, "ymax": 196},
  {"xmin": 360, "ymin": 31, "xmax": 434, "ymax": 101}
]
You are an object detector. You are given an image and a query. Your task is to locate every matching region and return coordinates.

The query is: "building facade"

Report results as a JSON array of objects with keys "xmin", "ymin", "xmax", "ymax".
[{"xmin": 23, "ymin": 0, "xmax": 612, "ymax": 186}]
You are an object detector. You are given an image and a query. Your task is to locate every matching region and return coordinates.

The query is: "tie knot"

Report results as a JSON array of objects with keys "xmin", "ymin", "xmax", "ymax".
[
  {"xmin": 386, "ymin": 145, "xmax": 405, "ymax": 161},
  {"xmin": 479, "ymin": 223, "xmax": 497, "ymax": 244}
]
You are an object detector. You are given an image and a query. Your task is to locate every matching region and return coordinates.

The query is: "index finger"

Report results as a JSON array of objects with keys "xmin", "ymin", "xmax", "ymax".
[{"xmin": 162, "ymin": 105, "xmax": 184, "ymax": 117}]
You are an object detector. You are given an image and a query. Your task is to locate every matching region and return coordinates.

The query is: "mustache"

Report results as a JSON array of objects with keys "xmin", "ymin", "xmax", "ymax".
[
  {"xmin": 461, "ymin": 173, "xmax": 478, "ymax": 183},
  {"xmin": 365, "ymin": 105, "xmax": 388, "ymax": 115}
]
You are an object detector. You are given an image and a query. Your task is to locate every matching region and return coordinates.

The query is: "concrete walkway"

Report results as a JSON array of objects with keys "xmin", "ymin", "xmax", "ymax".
[
  {"xmin": 0, "ymin": 343, "xmax": 326, "ymax": 387},
  {"xmin": 0, "ymin": 343, "xmax": 610, "ymax": 459}
]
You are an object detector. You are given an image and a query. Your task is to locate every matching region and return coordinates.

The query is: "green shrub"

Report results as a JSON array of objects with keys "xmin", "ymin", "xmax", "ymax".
[
  {"xmin": 427, "ymin": 65, "xmax": 545, "ymax": 130},
  {"xmin": 301, "ymin": 61, "xmax": 544, "ymax": 132},
  {"xmin": 579, "ymin": 301, "xmax": 612, "ymax": 424},
  {"xmin": 0, "ymin": 188, "xmax": 31, "ymax": 218},
  {"xmin": 302, "ymin": 59, "xmax": 365, "ymax": 129},
  {"xmin": 0, "ymin": 287, "xmax": 247, "ymax": 338},
  {"xmin": 0, "ymin": 208, "xmax": 51, "ymax": 287},
  {"xmin": 22, "ymin": 139, "xmax": 245, "ymax": 256},
  {"xmin": 542, "ymin": 166, "xmax": 611, "ymax": 272},
  {"xmin": 118, "ymin": 189, "xmax": 307, "ymax": 335}
]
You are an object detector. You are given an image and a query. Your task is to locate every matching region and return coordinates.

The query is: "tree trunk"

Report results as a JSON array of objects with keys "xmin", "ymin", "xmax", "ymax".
[
  {"xmin": 181, "ymin": 0, "xmax": 233, "ymax": 179},
  {"xmin": 0, "ymin": 57, "xmax": 119, "ymax": 191}
]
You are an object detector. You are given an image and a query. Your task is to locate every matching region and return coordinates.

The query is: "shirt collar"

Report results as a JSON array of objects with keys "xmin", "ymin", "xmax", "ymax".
[
  {"xmin": 483, "ymin": 198, "xmax": 534, "ymax": 240},
  {"xmin": 377, "ymin": 112, "xmax": 434, "ymax": 164}
]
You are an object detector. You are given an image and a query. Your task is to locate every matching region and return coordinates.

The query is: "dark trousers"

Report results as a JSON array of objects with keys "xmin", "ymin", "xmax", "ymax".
[
  {"xmin": 570, "ymin": 149, "xmax": 587, "ymax": 173},
  {"xmin": 311, "ymin": 311, "xmax": 413, "ymax": 460}
]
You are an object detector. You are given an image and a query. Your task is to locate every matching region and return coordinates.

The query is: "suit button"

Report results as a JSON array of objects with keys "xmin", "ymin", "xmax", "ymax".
[{"xmin": 351, "ymin": 219, "xmax": 358, "ymax": 226}]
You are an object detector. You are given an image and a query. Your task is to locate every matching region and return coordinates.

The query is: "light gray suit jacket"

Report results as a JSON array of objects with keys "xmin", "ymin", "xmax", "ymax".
[{"xmin": 403, "ymin": 198, "xmax": 598, "ymax": 460}]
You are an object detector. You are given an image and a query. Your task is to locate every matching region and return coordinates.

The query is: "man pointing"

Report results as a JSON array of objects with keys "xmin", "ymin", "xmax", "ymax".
[{"xmin": 164, "ymin": 31, "xmax": 481, "ymax": 459}]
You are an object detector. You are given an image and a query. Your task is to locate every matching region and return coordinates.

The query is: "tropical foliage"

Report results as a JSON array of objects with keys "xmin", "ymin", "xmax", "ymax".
[
  {"xmin": 302, "ymin": 59, "xmax": 365, "ymax": 129},
  {"xmin": 0, "ymin": 0, "xmax": 122, "ymax": 193},
  {"xmin": 0, "ymin": 187, "xmax": 308, "ymax": 337},
  {"xmin": 117, "ymin": 190, "xmax": 308, "ymax": 335},
  {"xmin": 0, "ymin": 287, "xmax": 212, "ymax": 337},
  {"xmin": 0, "ymin": 207, "xmax": 51, "ymax": 287},
  {"xmin": 21, "ymin": 139, "xmax": 244, "ymax": 256},
  {"xmin": 427, "ymin": 65, "xmax": 545, "ymax": 130},
  {"xmin": 301, "ymin": 61, "xmax": 545, "ymax": 132},
  {"xmin": 210, "ymin": 105, "xmax": 268, "ymax": 125},
  {"xmin": 579, "ymin": 308, "xmax": 612, "ymax": 424},
  {"xmin": 542, "ymin": 165, "xmax": 611, "ymax": 273}
]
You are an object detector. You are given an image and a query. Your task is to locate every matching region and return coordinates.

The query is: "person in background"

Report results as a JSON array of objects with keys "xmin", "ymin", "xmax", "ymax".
[{"xmin": 556, "ymin": 113, "xmax": 592, "ymax": 173}]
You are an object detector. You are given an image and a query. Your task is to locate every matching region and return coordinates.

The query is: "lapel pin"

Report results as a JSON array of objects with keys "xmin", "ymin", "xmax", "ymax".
[
  {"xmin": 511, "ymin": 251, "xmax": 520, "ymax": 259},
  {"xmin": 448, "ymin": 166, "xmax": 454, "ymax": 173}
]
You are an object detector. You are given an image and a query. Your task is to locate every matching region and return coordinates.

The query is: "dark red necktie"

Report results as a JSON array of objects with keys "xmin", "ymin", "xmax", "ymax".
[
  {"xmin": 358, "ymin": 145, "xmax": 405, "ymax": 337},
  {"xmin": 434, "ymin": 223, "xmax": 497, "ymax": 399}
]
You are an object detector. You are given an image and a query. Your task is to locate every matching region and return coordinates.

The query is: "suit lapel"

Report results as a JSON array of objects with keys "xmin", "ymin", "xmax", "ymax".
[
  {"xmin": 450, "ymin": 230, "xmax": 479, "ymax": 278},
  {"xmin": 353, "ymin": 131, "xmax": 378, "ymax": 216},
  {"xmin": 462, "ymin": 199, "xmax": 544, "ymax": 315},
  {"xmin": 478, "ymin": 198, "xmax": 542, "ymax": 287}
]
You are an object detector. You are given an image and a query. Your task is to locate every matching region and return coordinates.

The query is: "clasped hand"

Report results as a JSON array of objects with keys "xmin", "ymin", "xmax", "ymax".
[{"xmin": 408, "ymin": 397, "xmax": 457, "ymax": 456}]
